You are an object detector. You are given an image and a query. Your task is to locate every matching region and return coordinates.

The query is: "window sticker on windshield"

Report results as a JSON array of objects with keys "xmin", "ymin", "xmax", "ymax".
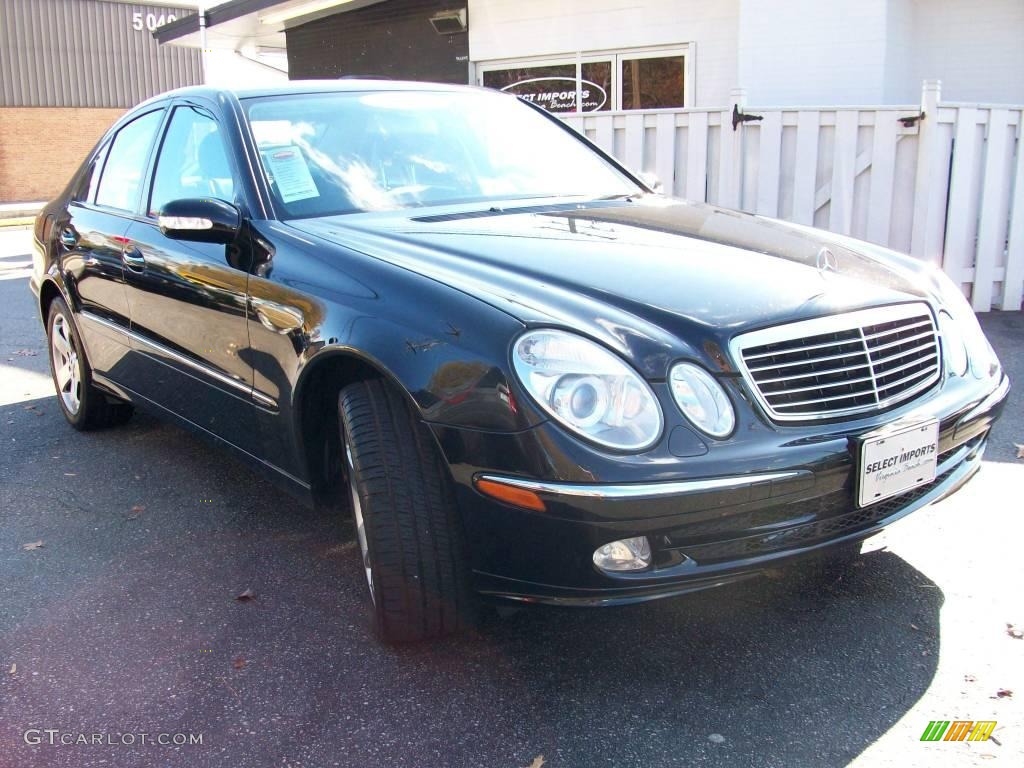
[{"xmin": 263, "ymin": 147, "xmax": 319, "ymax": 203}]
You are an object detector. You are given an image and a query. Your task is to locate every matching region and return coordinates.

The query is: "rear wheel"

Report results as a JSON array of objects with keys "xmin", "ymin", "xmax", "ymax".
[
  {"xmin": 338, "ymin": 379, "xmax": 474, "ymax": 642},
  {"xmin": 46, "ymin": 297, "xmax": 133, "ymax": 430}
]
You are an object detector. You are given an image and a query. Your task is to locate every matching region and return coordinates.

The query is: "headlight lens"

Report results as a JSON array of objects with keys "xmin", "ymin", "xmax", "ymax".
[
  {"xmin": 937, "ymin": 310, "xmax": 968, "ymax": 377},
  {"xmin": 668, "ymin": 362, "xmax": 736, "ymax": 437},
  {"xmin": 931, "ymin": 269, "xmax": 1001, "ymax": 379},
  {"xmin": 512, "ymin": 329, "xmax": 664, "ymax": 451}
]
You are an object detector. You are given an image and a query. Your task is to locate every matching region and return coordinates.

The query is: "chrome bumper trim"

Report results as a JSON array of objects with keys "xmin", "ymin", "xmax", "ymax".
[
  {"xmin": 959, "ymin": 374, "xmax": 1010, "ymax": 424},
  {"xmin": 477, "ymin": 470, "xmax": 806, "ymax": 501}
]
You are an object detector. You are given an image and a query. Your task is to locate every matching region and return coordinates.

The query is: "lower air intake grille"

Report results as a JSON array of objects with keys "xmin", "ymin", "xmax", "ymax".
[{"xmin": 732, "ymin": 303, "xmax": 941, "ymax": 422}]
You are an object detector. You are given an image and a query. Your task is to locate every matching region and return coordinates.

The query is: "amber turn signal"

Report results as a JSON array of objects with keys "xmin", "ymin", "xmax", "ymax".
[{"xmin": 474, "ymin": 478, "xmax": 547, "ymax": 512}]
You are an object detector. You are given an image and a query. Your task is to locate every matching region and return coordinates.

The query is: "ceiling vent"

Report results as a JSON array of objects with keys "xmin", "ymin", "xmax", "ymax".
[{"xmin": 429, "ymin": 9, "xmax": 467, "ymax": 35}]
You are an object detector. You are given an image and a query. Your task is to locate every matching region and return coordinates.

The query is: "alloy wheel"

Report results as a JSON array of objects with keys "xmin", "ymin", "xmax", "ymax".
[
  {"xmin": 345, "ymin": 440, "xmax": 375, "ymax": 604},
  {"xmin": 51, "ymin": 314, "xmax": 81, "ymax": 415}
]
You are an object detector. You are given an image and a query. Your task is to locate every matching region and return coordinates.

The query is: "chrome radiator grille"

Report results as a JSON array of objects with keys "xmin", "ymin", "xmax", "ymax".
[{"xmin": 732, "ymin": 304, "xmax": 941, "ymax": 421}]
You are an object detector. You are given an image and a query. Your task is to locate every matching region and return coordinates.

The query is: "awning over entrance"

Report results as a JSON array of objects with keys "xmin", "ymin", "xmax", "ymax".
[{"xmin": 153, "ymin": 0, "xmax": 386, "ymax": 51}]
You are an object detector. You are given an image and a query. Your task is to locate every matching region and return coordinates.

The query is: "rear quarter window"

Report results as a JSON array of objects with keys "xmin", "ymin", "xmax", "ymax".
[
  {"xmin": 72, "ymin": 142, "xmax": 110, "ymax": 204},
  {"xmin": 95, "ymin": 109, "xmax": 164, "ymax": 213}
]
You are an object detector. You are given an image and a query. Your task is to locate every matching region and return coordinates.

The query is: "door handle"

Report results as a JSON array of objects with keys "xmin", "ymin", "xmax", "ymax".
[
  {"xmin": 122, "ymin": 247, "xmax": 146, "ymax": 272},
  {"xmin": 59, "ymin": 227, "xmax": 78, "ymax": 249}
]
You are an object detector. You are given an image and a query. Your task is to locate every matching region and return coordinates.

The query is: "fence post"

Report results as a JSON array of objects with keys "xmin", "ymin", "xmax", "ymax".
[
  {"xmin": 910, "ymin": 80, "xmax": 946, "ymax": 266},
  {"xmin": 718, "ymin": 87, "xmax": 746, "ymax": 209}
]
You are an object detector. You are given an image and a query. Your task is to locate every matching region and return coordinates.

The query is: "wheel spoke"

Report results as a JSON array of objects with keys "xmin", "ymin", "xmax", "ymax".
[
  {"xmin": 346, "ymin": 442, "xmax": 375, "ymax": 604},
  {"xmin": 52, "ymin": 325, "xmax": 70, "ymax": 360},
  {"xmin": 51, "ymin": 316, "xmax": 82, "ymax": 415},
  {"xmin": 55, "ymin": 360, "xmax": 72, "ymax": 389}
]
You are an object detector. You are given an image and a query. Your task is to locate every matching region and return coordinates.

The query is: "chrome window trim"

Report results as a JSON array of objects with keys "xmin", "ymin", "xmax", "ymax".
[
  {"xmin": 79, "ymin": 310, "xmax": 277, "ymax": 408},
  {"xmin": 477, "ymin": 470, "xmax": 805, "ymax": 500},
  {"xmin": 729, "ymin": 302, "xmax": 942, "ymax": 423}
]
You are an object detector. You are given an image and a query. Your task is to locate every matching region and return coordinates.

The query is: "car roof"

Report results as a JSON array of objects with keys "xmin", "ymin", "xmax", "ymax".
[{"xmin": 151, "ymin": 79, "xmax": 495, "ymax": 103}]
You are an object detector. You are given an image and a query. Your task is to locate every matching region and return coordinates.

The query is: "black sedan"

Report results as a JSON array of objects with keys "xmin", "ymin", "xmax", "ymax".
[{"xmin": 30, "ymin": 81, "xmax": 1008, "ymax": 642}]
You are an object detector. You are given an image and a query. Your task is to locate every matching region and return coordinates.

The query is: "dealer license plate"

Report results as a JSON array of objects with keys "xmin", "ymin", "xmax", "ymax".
[{"xmin": 858, "ymin": 419, "xmax": 939, "ymax": 508}]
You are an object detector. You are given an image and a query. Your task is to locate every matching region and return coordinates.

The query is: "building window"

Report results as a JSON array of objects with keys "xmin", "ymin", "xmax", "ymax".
[
  {"xmin": 482, "ymin": 61, "xmax": 612, "ymax": 113},
  {"xmin": 621, "ymin": 54, "xmax": 686, "ymax": 109},
  {"xmin": 479, "ymin": 47, "xmax": 689, "ymax": 113}
]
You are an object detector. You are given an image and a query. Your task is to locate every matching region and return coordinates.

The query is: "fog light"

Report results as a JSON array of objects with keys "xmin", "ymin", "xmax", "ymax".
[{"xmin": 593, "ymin": 537, "xmax": 652, "ymax": 572}]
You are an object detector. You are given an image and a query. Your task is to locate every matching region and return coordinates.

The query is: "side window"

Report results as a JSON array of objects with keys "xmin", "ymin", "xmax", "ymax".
[
  {"xmin": 149, "ymin": 106, "xmax": 235, "ymax": 216},
  {"xmin": 72, "ymin": 142, "xmax": 109, "ymax": 203},
  {"xmin": 95, "ymin": 110, "xmax": 164, "ymax": 212}
]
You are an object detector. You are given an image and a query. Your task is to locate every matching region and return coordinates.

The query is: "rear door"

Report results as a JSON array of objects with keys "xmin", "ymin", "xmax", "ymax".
[
  {"xmin": 57, "ymin": 108, "xmax": 165, "ymax": 380},
  {"xmin": 118, "ymin": 100, "xmax": 257, "ymax": 452}
]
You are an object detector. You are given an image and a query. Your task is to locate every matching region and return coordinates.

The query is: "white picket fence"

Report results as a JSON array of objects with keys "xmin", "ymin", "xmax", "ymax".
[{"xmin": 562, "ymin": 81, "xmax": 1024, "ymax": 312}]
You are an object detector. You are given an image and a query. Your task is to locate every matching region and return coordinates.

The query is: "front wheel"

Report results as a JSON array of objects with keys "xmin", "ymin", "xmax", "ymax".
[{"xmin": 338, "ymin": 379, "xmax": 474, "ymax": 643}]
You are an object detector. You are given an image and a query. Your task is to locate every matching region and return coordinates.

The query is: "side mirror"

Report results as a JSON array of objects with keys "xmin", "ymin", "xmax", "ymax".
[
  {"xmin": 638, "ymin": 172, "xmax": 664, "ymax": 194},
  {"xmin": 157, "ymin": 198, "xmax": 240, "ymax": 244}
]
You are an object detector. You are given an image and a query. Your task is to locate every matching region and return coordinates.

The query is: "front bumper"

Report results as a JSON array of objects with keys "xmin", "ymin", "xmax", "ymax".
[{"xmin": 433, "ymin": 373, "xmax": 1009, "ymax": 606}]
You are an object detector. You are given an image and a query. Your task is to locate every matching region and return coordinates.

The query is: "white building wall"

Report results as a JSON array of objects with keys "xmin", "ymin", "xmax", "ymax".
[
  {"xmin": 883, "ymin": 0, "xmax": 915, "ymax": 103},
  {"xmin": 903, "ymin": 0, "xmax": 1024, "ymax": 104},
  {"xmin": 467, "ymin": 0, "xmax": 740, "ymax": 108},
  {"xmin": 467, "ymin": 0, "xmax": 1023, "ymax": 108},
  {"xmin": 202, "ymin": 46, "xmax": 288, "ymax": 88},
  {"xmin": 738, "ymin": 0, "xmax": 890, "ymax": 105}
]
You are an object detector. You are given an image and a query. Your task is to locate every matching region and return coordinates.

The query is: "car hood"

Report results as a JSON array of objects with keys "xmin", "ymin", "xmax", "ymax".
[{"xmin": 289, "ymin": 197, "xmax": 935, "ymax": 378}]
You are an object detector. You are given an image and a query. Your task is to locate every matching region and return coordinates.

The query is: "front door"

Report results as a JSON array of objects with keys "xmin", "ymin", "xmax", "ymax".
[{"xmin": 118, "ymin": 102, "xmax": 256, "ymax": 453}]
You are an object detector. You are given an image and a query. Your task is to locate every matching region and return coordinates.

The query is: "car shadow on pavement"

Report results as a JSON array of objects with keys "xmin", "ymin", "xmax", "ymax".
[
  {"xmin": 1, "ymin": 399, "xmax": 943, "ymax": 768},
  {"xmin": 415, "ymin": 549, "xmax": 942, "ymax": 767}
]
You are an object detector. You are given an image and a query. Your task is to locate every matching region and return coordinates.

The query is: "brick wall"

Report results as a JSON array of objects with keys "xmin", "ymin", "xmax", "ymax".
[{"xmin": 0, "ymin": 107, "xmax": 124, "ymax": 203}]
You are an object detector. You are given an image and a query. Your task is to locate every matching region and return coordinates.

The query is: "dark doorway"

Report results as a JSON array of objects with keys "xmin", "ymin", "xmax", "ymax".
[{"xmin": 286, "ymin": 0, "xmax": 468, "ymax": 84}]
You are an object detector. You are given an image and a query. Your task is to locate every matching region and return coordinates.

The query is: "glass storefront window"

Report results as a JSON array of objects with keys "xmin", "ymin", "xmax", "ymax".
[
  {"xmin": 621, "ymin": 55, "xmax": 686, "ymax": 109},
  {"xmin": 482, "ymin": 62, "xmax": 612, "ymax": 113},
  {"xmin": 480, "ymin": 48, "xmax": 687, "ymax": 113}
]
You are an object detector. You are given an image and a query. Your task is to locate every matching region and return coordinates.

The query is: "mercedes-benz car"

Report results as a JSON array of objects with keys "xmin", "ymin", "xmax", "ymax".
[{"xmin": 31, "ymin": 81, "xmax": 1008, "ymax": 642}]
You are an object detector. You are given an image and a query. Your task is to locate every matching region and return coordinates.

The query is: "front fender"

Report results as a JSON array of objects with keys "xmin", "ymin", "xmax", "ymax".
[{"xmin": 290, "ymin": 290, "xmax": 538, "ymax": 433}]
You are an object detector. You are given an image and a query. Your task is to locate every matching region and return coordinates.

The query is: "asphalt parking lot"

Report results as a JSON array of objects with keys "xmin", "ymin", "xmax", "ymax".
[{"xmin": 1, "ymin": 224, "xmax": 1022, "ymax": 768}]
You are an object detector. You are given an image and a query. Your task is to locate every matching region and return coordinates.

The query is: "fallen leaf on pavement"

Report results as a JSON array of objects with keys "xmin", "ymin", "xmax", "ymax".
[
  {"xmin": 1015, "ymin": 443, "xmax": 1024, "ymax": 459},
  {"xmin": 236, "ymin": 588, "xmax": 256, "ymax": 602},
  {"xmin": 994, "ymin": 688, "xmax": 1013, "ymax": 699},
  {"xmin": 233, "ymin": 656, "xmax": 246, "ymax": 670},
  {"xmin": 21, "ymin": 541, "xmax": 44, "ymax": 551},
  {"xmin": 128, "ymin": 505, "xmax": 145, "ymax": 519},
  {"xmin": 523, "ymin": 756, "xmax": 545, "ymax": 768},
  {"xmin": 1007, "ymin": 623, "xmax": 1023, "ymax": 640}
]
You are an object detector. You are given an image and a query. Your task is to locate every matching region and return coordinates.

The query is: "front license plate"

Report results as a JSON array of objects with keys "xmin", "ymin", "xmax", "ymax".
[{"xmin": 858, "ymin": 419, "xmax": 939, "ymax": 507}]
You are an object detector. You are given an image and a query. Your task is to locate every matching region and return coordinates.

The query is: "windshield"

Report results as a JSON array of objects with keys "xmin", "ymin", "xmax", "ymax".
[{"xmin": 243, "ymin": 89, "xmax": 639, "ymax": 218}]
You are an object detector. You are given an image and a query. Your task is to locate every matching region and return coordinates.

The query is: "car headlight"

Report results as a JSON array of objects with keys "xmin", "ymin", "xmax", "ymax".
[
  {"xmin": 937, "ymin": 310, "xmax": 968, "ymax": 377},
  {"xmin": 668, "ymin": 362, "xmax": 736, "ymax": 437},
  {"xmin": 931, "ymin": 269, "xmax": 1001, "ymax": 379},
  {"xmin": 512, "ymin": 329, "xmax": 663, "ymax": 451}
]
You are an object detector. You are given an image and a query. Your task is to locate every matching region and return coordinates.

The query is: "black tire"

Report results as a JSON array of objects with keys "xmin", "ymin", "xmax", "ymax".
[
  {"xmin": 338, "ymin": 379, "xmax": 474, "ymax": 642},
  {"xmin": 46, "ymin": 297, "xmax": 133, "ymax": 431}
]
